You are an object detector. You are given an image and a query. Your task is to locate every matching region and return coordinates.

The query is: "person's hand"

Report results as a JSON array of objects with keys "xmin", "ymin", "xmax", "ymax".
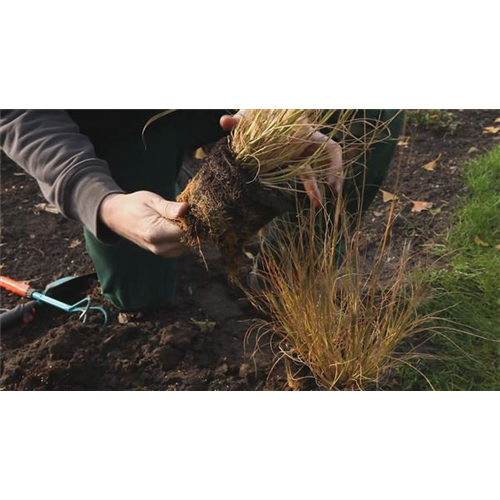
[
  {"xmin": 99, "ymin": 191, "xmax": 189, "ymax": 258},
  {"xmin": 220, "ymin": 110, "xmax": 343, "ymax": 208}
]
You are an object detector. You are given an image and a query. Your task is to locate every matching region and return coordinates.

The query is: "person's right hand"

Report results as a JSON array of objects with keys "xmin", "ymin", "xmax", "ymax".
[
  {"xmin": 99, "ymin": 191, "xmax": 189, "ymax": 258},
  {"xmin": 220, "ymin": 110, "xmax": 343, "ymax": 208}
]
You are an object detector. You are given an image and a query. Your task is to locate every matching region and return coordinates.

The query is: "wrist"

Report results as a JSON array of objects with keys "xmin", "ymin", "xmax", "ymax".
[{"xmin": 99, "ymin": 192, "xmax": 126, "ymax": 231}]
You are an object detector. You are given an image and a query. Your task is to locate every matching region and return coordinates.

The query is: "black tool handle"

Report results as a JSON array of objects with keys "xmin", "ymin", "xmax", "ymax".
[{"xmin": 0, "ymin": 301, "xmax": 37, "ymax": 331}]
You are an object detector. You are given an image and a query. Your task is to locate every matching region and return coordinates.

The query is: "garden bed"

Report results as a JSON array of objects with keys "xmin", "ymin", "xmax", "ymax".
[{"xmin": 1, "ymin": 109, "xmax": 499, "ymax": 390}]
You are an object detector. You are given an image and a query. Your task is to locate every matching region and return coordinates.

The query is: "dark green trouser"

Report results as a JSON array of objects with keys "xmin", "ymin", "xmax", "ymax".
[
  {"xmin": 83, "ymin": 111, "xmax": 229, "ymax": 311},
  {"xmin": 84, "ymin": 110, "xmax": 404, "ymax": 311}
]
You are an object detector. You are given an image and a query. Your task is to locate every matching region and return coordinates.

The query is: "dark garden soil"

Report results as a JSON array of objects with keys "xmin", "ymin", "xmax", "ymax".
[{"xmin": 1, "ymin": 110, "xmax": 499, "ymax": 391}]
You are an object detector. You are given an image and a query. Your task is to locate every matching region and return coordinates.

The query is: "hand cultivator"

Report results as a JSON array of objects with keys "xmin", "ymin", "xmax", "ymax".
[{"xmin": 0, "ymin": 274, "xmax": 108, "ymax": 330}]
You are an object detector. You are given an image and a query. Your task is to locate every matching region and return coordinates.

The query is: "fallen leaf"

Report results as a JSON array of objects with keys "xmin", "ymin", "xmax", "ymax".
[
  {"xmin": 68, "ymin": 239, "xmax": 82, "ymax": 249},
  {"xmin": 483, "ymin": 126, "xmax": 500, "ymax": 135},
  {"xmin": 34, "ymin": 203, "xmax": 60, "ymax": 215},
  {"xmin": 475, "ymin": 236, "xmax": 490, "ymax": 248},
  {"xmin": 33, "ymin": 203, "xmax": 45, "ymax": 213},
  {"xmin": 495, "ymin": 244, "xmax": 500, "ymax": 252},
  {"xmin": 118, "ymin": 313, "xmax": 130, "ymax": 324},
  {"xmin": 45, "ymin": 206, "xmax": 60, "ymax": 215},
  {"xmin": 195, "ymin": 147, "xmax": 207, "ymax": 159},
  {"xmin": 422, "ymin": 154, "xmax": 442, "ymax": 172},
  {"xmin": 190, "ymin": 318, "xmax": 217, "ymax": 334},
  {"xmin": 381, "ymin": 190, "xmax": 399, "ymax": 203},
  {"xmin": 244, "ymin": 250, "xmax": 256, "ymax": 261},
  {"xmin": 397, "ymin": 137, "xmax": 410, "ymax": 147},
  {"xmin": 411, "ymin": 201, "xmax": 433, "ymax": 213},
  {"xmin": 495, "ymin": 118, "xmax": 500, "ymax": 124},
  {"xmin": 467, "ymin": 147, "xmax": 480, "ymax": 154},
  {"xmin": 373, "ymin": 210, "xmax": 383, "ymax": 217},
  {"xmin": 0, "ymin": 264, "xmax": 5, "ymax": 270}
]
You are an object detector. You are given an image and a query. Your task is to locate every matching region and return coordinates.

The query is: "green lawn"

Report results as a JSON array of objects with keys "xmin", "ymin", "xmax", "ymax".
[{"xmin": 402, "ymin": 145, "xmax": 500, "ymax": 390}]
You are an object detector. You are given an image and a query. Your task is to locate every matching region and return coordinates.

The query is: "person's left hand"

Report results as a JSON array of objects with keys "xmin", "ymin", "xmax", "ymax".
[
  {"xmin": 220, "ymin": 110, "xmax": 343, "ymax": 207},
  {"xmin": 99, "ymin": 191, "xmax": 188, "ymax": 258}
]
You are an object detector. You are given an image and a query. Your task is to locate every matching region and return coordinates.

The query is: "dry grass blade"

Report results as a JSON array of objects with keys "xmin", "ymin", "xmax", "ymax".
[{"xmin": 142, "ymin": 109, "xmax": 178, "ymax": 148}]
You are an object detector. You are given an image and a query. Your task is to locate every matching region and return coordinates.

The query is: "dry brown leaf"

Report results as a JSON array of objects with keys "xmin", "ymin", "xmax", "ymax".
[
  {"xmin": 422, "ymin": 154, "xmax": 442, "ymax": 172},
  {"xmin": 68, "ymin": 239, "xmax": 82, "ymax": 249},
  {"xmin": 483, "ymin": 126, "xmax": 500, "ymax": 135},
  {"xmin": 467, "ymin": 147, "xmax": 480, "ymax": 154},
  {"xmin": 411, "ymin": 201, "xmax": 433, "ymax": 213},
  {"xmin": 381, "ymin": 190, "xmax": 399, "ymax": 203},
  {"xmin": 34, "ymin": 203, "xmax": 60, "ymax": 215},
  {"xmin": 45, "ymin": 205, "xmax": 60, "ymax": 215},
  {"xmin": 195, "ymin": 147, "xmax": 207, "ymax": 159},
  {"xmin": 475, "ymin": 236, "xmax": 490, "ymax": 248},
  {"xmin": 397, "ymin": 137, "xmax": 410, "ymax": 147},
  {"xmin": 495, "ymin": 118, "xmax": 500, "ymax": 124},
  {"xmin": 495, "ymin": 244, "xmax": 500, "ymax": 252},
  {"xmin": 118, "ymin": 313, "xmax": 130, "ymax": 325},
  {"xmin": 244, "ymin": 250, "xmax": 256, "ymax": 261}
]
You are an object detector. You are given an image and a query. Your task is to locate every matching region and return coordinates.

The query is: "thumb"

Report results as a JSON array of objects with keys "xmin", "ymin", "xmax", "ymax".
[
  {"xmin": 220, "ymin": 115, "xmax": 241, "ymax": 132},
  {"xmin": 153, "ymin": 197, "xmax": 189, "ymax": 220},
  {"xmin": 220, "ymin": 110, "xmax": 249, "ymax": 132}
]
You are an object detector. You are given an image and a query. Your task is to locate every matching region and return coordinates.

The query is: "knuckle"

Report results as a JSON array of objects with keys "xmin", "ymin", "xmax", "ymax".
[
  {"xmin": 133, "ymin": 190, "xmax": 150, "ymax": 200},
  {"xmin": 144, "ymin": 228, "xmax": 161, "ymax": 246}
]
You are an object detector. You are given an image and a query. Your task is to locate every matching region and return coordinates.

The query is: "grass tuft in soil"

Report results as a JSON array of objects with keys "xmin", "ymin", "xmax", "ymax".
[{"xmin": 245, "ymin": 199, "xmax": 438, "ymax": 391}]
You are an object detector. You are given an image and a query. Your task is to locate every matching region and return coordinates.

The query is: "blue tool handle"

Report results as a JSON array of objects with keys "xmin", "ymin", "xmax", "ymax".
[
  {"xmin": 0, "ymin": 301, "xmax": 37, "ymax": 330},
  {"xmin": 31, "ymin": 291, "xmax": 74, "ymax": 312}
]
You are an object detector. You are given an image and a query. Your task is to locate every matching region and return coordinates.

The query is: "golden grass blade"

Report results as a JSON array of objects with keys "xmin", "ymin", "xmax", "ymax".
[{"xmin": 142, "ymin": 109, "xmax": 178, "ymax": 149}]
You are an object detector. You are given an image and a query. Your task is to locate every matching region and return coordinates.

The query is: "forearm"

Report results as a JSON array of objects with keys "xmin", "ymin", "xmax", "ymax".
[{"xmin": 0, "ymin": 109, "xmax": 124, "ymax": 239}]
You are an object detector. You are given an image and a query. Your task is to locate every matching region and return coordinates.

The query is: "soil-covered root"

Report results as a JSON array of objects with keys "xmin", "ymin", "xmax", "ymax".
[{"xmin": 177, "ymin": 139, "xmax": 294, "ymax": 274}]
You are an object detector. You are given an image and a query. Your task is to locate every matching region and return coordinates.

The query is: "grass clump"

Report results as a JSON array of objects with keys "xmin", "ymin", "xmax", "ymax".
[{"xmin": 247, "ymin": 201, "xmax": 436, "ymax": 390}]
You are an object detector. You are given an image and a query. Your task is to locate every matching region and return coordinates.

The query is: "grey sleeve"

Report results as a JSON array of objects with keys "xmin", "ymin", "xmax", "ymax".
[{"xmin": 0, "ymin": 109, "xmax": 124, "ymax": 241}]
